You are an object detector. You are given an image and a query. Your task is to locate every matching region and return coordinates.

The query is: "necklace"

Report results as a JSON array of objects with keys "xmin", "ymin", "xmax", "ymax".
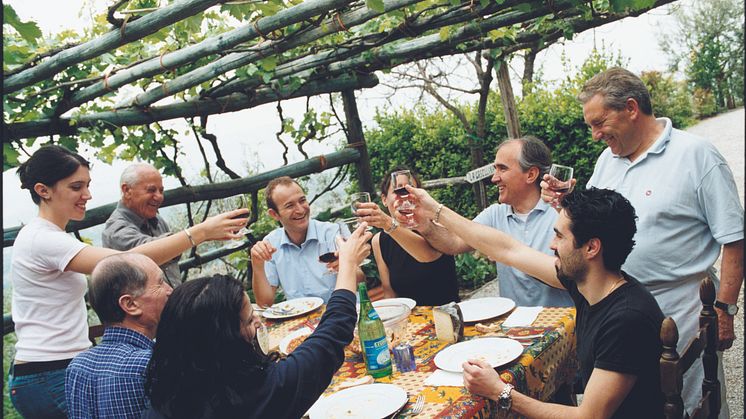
[{"xmin": 605, "ymin": 276, "xmax": 625, "ymax": 298}]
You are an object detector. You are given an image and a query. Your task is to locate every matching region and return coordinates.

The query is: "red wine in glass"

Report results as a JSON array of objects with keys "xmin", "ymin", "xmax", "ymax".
[
  {"xmin": 393, "ymin": 187, "xmax": 409, "ymax": 196},
  {"xmin": 319, "ymin": 252, "xmax": 338, "ymax": 263}
]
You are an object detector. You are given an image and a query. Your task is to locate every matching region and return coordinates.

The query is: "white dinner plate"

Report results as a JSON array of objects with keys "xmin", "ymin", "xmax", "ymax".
[
  {"xmin": 279, "ymin": 327, "xmax": 313, "ymax": 356},
  {"xmin": 307, "ymin": 384, "xmax": 408, "ymax": 419},
  {"xmin": 374, "ymin": 298, "xmax": 416, "ymax": 310},
  {"xmin": 457, "ymin": 297, "xmax": 515, "ymax": 323},
  {"xmin": 262, "ymin": 297, "xmax": 324, "ymax": 319},
  {"xmin": 433, "ymin": 337, "xmax": 524, "ymax": 372}
]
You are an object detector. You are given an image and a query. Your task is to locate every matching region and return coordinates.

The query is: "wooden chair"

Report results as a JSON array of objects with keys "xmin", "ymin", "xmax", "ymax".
[
  {"xmin": 659, "ymin": 277, "xmax": 720, "ymax": 419},
  {"xmin": 88, "ymin": 324, "xmax": 105, "ymax": 346}
]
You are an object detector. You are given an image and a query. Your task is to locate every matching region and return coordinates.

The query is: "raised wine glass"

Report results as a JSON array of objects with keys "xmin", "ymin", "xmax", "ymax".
[
  {"xmin": 547, "ymin": 164, "xmax": 574, "ymax": 208},
  {"xmin": 390, "ymin": 170, "xmax": 418, "ymax": 229},
  {"xmin": 226, "ymin": 195, "xmax": 251, "ymax": 249},
  {"xmin": 338, "ymin": 219, "xmax": 371, "ymax": 266},
  {"xmin": 350, "ymin": 192, "xmax": 371, "ymax": 217}
]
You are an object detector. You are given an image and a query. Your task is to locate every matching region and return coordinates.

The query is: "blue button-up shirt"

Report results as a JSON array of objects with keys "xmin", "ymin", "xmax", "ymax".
[
  {"xmin": 66, "ymin": 326, "xmax": 154, "ymax": 419},
  {"xmin": 263, "ymin": 219, "xmax": 344, "ymax": 303}
]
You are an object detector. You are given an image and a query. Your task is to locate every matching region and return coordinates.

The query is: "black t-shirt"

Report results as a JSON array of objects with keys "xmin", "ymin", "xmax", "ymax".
[
  {"xmin": 560, "ymin": 272, "xmax": 664, "ymax": 418},
  {"xmin": 378, "ymin": 232, "xmax": 460, "ymax": 306}
]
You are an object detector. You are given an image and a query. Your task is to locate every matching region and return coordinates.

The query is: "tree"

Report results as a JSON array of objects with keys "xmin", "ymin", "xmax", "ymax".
[{"xmin": 659, "ymin": 0, "xmax": 744, "ymax": 111}]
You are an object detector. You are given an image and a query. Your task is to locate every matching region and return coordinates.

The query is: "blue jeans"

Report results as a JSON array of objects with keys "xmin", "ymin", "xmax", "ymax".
[{"xmin": 8, "ymin": 364, "xmax": 68, "ymax": 419}]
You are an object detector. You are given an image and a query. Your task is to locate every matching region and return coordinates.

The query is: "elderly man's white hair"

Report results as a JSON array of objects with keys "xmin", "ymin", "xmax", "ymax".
[{"xmin": 120, "ymin": 162, "xmax": 159, "ymax": 188}]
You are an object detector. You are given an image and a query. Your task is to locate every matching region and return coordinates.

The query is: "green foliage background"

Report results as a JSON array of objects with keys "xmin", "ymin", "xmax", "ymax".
[{"xmin": 358, "ymin": 47, "xmax": 698, "ymax": 290}]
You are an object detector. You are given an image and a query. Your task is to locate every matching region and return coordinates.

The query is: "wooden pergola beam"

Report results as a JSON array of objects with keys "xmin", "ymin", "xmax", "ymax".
[
  {"xmin": 4, "ymin": 147, "xmax": 361, "ymax": 246},
  {"xmin": 64, "ymin": 0, "xmax": 353, "ymax": 111},
  {"xmin": 4, "ymin": 0, "xmax": 224, "ymax": 94},
  {"xmin": 4, "ymin": 72, "xmax": 379, "ymax": 141}
]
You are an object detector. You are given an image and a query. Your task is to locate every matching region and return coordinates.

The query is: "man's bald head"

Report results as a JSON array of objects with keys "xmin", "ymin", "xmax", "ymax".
[{"xmin": 89, "ymin": 253, "xmax": 161, "ymax": 324}]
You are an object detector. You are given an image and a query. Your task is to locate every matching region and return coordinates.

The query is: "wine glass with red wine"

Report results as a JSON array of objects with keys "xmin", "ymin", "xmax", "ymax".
[
  {"xmin": 226, "ymin": 195, "xmax": 251, "ymax": 249},
  {"xmin": 547, "ymin": 164, "xmax": 574, "ymax": 208},
  {"xmin": 390, "ymin": 170, "xmax": 418, "ymax": 229}
]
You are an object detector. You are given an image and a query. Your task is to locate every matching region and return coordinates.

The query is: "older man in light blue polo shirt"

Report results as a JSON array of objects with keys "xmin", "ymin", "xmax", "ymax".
[
  {"xmin": 543, "ymin": 68, "xmax": 743, "ymax": 417},
  {"xmin": 421, "ymin": 136, "xmax": 573, "ymax": 307},
  {"xmin": 251, "ymin": 177, "xmax": 364, "ymax": 307}
]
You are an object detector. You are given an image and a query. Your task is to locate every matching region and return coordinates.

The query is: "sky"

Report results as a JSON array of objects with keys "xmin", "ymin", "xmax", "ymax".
[{"xmin": 2, "ymin": 0, "xmax": 687, "ymax": 231}]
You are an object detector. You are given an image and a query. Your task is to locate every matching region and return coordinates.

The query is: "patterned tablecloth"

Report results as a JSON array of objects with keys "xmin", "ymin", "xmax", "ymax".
[{"xmin": 265, "ymin": 305, "xmax": 577, "ymax": 418}]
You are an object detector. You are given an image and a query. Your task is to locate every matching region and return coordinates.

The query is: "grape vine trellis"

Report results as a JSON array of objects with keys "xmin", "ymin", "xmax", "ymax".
[{"xmin": 4, "ymin": 0, "xmax": 672, "ymax": 162}]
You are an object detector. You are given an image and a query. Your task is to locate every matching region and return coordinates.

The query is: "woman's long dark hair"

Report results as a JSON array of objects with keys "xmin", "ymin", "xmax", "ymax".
[
  {"xmin": 17, "ymin": 144, "xmax": 90, "ymax": 205},
  {"xmin": 145, "ymin": 275, "xmax": 277, "ymax": 418}
]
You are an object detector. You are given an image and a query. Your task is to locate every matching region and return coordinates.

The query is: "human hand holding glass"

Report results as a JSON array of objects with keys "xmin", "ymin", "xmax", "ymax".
[
  {"xmin": 546, "ymin": 164, "xmax": 574, "ymax": 209},
  {"xmin": 350, "ymin": 192, "xmax": 371, "ymax": 217},
  {"xmin": 391, "ymin": 170, "xmax": 418, "ymax": 229},
  {"xmin": 339, "ymin": 219, "xmax": 371, "ymax": 265},
  {"xmin": 226, "ymin": 195, "xmax": 251, "ymax": 249}
]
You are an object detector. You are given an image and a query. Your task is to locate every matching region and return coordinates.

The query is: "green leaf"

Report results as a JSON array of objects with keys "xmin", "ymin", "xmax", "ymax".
[
  {"xmin": 366, "ymin": 0, "xmax": 385, "ymax": 13},
  {"xmin": 439, "ymin": 27, "xmax": 451, "ymax": 42},
  {"xmin": 3, "ymin": 143, "xmax": 20, "ymax": 170},
  {"xmin": 259, "ymin": 56, "xmax": 277, "ymax": 72},
  {"xmin": 3, "ymin": 5, "xmax": 42, "ymax": 46},
  {"xmin": 513, "ymin": 2, "xmax": 533, "ymax": 12},
  {"xmin": 609, "ymin": 0, "xmax": 656, "ymax": 13}
]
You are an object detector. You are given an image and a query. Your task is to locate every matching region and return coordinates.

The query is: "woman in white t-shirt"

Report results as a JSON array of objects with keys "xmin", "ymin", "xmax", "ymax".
[{"xmin": 8, "ymin": 145, "xmax": 248, "ymax": 418}]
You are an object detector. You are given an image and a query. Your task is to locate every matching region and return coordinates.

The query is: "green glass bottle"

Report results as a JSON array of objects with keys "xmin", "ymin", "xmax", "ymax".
[{"xmin": 357, "ymin": 282, "xmax": 392, "ymax": 378}]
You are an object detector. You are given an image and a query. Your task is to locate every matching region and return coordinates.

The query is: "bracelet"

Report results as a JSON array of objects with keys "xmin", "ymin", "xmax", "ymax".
[
  {"xmin": 184, "ymin": 228, "xmax": 197, "ymax": 247},
  {"xmin": 432, "ymin": 203, "xmax": 444, "ymax": 224},
  {"xmin": 384, "ymin": 218, "xmax": 399, "ymax": 234}
]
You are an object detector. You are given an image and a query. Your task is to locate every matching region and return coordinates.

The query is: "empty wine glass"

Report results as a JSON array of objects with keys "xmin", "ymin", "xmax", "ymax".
[
  {"xmin": 226, "ymin": 195, "xmax": 251, "ymax": 249},
  {"xmin": 548, "ymin": 164, "xmax": 574, "ymax": 209},
  {"xmin": 255, "ymin": 321, "xmax": 269, "ymax": 355},
  {"xmin": 390, "ymin": 170, "xmax": 418, "ymax": 229},
  {"xmin": 337, "ymin": 219, "xmax": 371, "ymax": 266},
  {"xmin": 350, "ymin": 192, "xmax": 371, "ymax": 217}
]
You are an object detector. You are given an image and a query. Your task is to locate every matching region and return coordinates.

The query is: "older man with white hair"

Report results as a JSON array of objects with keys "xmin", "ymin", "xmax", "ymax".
[{"xmin": 103, "ymin": 163, "xmax": 181, "ymax": 287}]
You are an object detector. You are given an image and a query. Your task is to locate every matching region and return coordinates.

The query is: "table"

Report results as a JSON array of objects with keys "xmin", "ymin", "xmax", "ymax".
[{"xmin": 265, "ymin": 305, "xmax": 577, "ymax": 418}]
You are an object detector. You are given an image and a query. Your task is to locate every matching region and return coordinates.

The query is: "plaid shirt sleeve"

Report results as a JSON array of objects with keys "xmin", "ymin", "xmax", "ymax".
[{"xmin": 66, "ymin": 327, "xmax": 154, "ymax": 419}]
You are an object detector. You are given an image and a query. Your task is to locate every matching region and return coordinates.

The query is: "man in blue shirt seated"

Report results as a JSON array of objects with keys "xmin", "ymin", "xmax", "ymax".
[
  {"xmin": 251, "ymin": 176, "xmax": 364, "ymax": 307},
  {"xmin": 66, "ymin": 253, "xmax": 172, "ymax": 419}
]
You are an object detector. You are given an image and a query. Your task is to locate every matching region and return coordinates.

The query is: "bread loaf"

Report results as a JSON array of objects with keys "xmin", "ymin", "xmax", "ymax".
[{"xmin": 433, "ymin": 302, "xmax": 464, "ymax": 343}]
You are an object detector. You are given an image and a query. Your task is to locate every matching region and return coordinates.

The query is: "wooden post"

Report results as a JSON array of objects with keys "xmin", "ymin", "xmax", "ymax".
[
  {"xmin": 495, "ymin": 59, "xmax": 521, "ymax": 139},
  {"xmin": 341, "ymin": 89, "xmax": 375, "ymax": 195}
]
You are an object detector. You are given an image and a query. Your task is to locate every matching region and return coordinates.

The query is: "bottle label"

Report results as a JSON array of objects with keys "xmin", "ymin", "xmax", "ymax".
[
  {"xmin": 362, "ymin": 335, "xmax": 391, "ymax": 370},
  {"xmin": 366, "ymin": 309, "xmax": 380, "ymax": 321}
]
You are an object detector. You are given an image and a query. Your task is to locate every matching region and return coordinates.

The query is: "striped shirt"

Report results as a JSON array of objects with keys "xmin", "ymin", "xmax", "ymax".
[{"xmin": 66, "ymin": 327, "xmax": 154, "ymax": 419}]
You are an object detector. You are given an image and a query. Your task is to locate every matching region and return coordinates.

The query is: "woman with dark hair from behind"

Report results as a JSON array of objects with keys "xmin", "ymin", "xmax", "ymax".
[
  {"xmin": 8, "ymin": 145, "xmax": 247, "ymax": 418},
  {"xmin": 354, "ymin": 166, "xmax": 459, "ymax": 305},
  {"xmin": 143, "ymin": 223, "xmax": 372, "ymax": 419}
]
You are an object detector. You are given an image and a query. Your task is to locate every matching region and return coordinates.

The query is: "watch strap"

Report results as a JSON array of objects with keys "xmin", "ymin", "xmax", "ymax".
[
  {"xmin": 714, "ymin": 300, "xmax": 738, "ymax": 315},
  {"xmin": 497, "ymin": 383, "xmax": 514, "ymax": 411}
]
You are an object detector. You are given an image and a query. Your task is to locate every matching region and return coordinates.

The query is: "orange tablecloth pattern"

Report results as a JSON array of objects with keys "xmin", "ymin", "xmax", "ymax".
[{"xmin": 266, "ymin": 306, "xmax": 577, "ymax": 418}]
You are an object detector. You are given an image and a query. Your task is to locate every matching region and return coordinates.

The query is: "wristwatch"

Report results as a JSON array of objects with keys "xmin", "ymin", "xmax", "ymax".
[
  {"xmin": 497, "ymin": 383, "xmax": 514, "ymax": 411},
  {"xmin": 714, "ymin": 300, "xmax": 739, "ymax": 316}
]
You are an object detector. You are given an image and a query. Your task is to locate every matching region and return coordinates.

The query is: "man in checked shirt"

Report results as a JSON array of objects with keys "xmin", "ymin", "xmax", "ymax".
[{"xmin": 66, "ymin": 253, "xmax": 172, "ymax": 419}]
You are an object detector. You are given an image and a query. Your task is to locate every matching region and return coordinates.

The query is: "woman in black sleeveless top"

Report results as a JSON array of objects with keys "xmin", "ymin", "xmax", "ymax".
[{"xmin": 355, "ymin": 166, "xmax": 460, "ymax": 306}]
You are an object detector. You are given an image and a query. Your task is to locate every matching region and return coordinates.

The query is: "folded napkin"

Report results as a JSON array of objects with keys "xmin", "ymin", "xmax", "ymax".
[
  {"xmin": 501, "ymin": 306, "xmax": 543, "ymax": 328},
  {"xmin": 424, "ymin": 369, "xmax": 464, "ymax": 387}
]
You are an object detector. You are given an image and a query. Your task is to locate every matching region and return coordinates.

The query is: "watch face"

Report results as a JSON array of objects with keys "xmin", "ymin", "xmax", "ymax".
[{"xmin": 728, "ymin": 305, "xmax": 738, "ymax": 315}]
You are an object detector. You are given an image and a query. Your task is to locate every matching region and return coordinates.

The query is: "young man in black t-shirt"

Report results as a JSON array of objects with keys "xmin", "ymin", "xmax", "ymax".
[{"xmin": 407, "ymin": 186, "xmax": 665, "ymax": 418}]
